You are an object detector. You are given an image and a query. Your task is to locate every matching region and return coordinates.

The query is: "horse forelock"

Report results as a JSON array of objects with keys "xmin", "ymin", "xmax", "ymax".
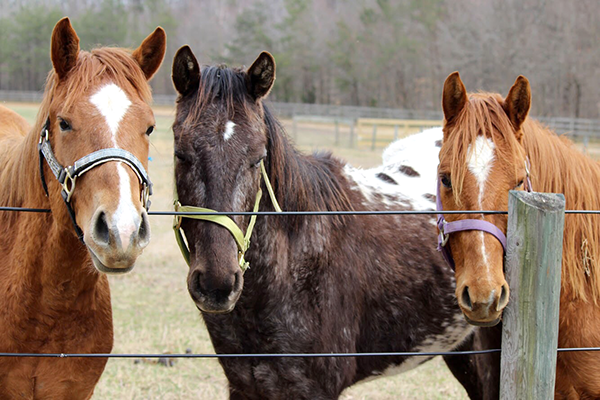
[
  {"xmin": 181, "ymin": 65, "xmax": 254, "ymax": 126},
  {"xmin": 35, "ymin": 48, "xmax": 152, "ymax": 130}
]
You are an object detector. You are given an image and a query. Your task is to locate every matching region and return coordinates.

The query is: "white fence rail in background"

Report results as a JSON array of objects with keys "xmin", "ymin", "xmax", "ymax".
[{"xmin": 2, "ymin": 90, "xmax": 599, "ymax": 148}]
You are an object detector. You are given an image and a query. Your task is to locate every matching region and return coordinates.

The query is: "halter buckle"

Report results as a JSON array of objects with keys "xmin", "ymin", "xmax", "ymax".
[
  {"xmin": 39, "ymin": 127, "xmax": 49, "ymax": 144},
  {"xmin": 62, "ymin": 168, "xmax": 77, "ymax": 202},
  {"xmin": 141, "ymin": 182, "xmax": 151, "ymax": 210},
  {"xmin": 439, "ymin": 221, "xmax": 450, "ymax": 247},
  {"xmin": 173, "ymin": 201, "xmax": 183, "ymax": 230}
]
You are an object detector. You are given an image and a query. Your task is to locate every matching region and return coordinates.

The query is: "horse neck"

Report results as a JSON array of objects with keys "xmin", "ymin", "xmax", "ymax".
[
  {"xmin": 0, "ymin": 119, "xmax": 98, "ymax": 301},
  {"xmin": 249, "ymin": 113, "xmax": 354, "ymax": 271}
]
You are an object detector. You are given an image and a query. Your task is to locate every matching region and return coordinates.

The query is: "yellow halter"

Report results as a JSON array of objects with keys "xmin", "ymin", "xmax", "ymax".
[{"xmin": 173, "ymin": 160, "xmax": 281, "ymax": 272}]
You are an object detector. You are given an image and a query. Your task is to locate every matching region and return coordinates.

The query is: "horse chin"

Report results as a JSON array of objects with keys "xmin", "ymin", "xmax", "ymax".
[
  {"xmin": 463, "ymin": 314, "xmax": 502, "ymax": 327},
  {"xmin": 88, "ymin": 248, "xmax": 135, "ymax": 275}
]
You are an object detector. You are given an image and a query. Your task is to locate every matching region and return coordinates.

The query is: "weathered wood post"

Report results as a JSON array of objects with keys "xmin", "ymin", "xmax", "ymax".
[
  {"xmin": 349, "ymin": 121, "xmax": 355, "ymax": 148},
  {"xmin": 500, "ymin": 191, "xmax": 565, "ymax": 399}
]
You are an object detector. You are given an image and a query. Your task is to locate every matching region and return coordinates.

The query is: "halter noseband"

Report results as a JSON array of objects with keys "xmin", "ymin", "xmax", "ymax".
[
  {"xmin": 436, "ymin": 159, "xmax": 532, "ymax": 270},
  {"xmin": 173, "ymin": 160, "xmax": 281, "ymax": 272},
  {"xmin": 38, "ymin": 118, "xmax": 153, "ymax": 242}
]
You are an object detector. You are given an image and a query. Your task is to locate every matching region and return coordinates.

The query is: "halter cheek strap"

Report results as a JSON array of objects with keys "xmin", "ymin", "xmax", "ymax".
[
  {"xmin": 173, "ymin": 160, "xmax": 281, "ymax": 272},
  {"xmin": 436, "ymin": 160, "xmax": 532, "ymax": 270},
  {"xmin": 38, "ymin": 118, "xmax": 153, "ymax": 242}
]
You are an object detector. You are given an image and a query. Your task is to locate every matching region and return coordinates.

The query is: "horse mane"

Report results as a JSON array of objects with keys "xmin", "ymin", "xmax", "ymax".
[
  {"xmin": 262, "ymin": 104, "xmax": 354, "ymax": 224},
  {"xmin": 439, "ymin": 93, "xmax": 526, "ymax": 207},
  {"xmin": 523, "ymin": 121, "xmax": 600, "ymax": 303},
  {"xmin": 442, "ymin": 92, "xmax": 600, "ymax": 303}
]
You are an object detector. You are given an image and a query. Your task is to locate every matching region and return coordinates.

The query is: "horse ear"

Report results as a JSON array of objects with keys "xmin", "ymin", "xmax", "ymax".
[
  {"xmin": 246, "ymin": 51, "xmax": 276, "ymax": 100},
  {"xmin": 442, "ymin": 71, "xmax": 468, "ymax": 124},
  {"xmin": 503, "ymin": 75, "xmax": 531, "ymax": 132},
  {"xmin": 51, "ymin": 17, "xmax": 80, "ymax": 80},
  {"xmin": 172, "ymin": 45, "xmax": 200, "ymax": 97},
  {"xmin": 132, "ymin": 27, "xmax": 167, "ymax": 81}
]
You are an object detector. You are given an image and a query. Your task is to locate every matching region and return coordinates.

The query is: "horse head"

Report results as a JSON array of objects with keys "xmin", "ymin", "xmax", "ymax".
[
  {"xmin": 42, "ymin": 18, "xmax": 166, "ymax": 273},
  {"xmin": 438, "ymin": 71, "xmax": 531, "ymax": 326},
  {"xmin": 172, "ymin": 47, "xmax": 276, "ymax": 313}
]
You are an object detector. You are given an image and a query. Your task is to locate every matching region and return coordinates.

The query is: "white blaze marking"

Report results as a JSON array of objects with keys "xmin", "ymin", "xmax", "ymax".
[
  {"xmin": 223, "ymin": 121, "xmax": 236, "ymax": 141},
  {"xmin": 467, "ymin": 136, "xmax": 496, "ymax": 274},
  {"xmin": 114, "ymin": 165, "xmax": 139, "ymax": 248},
  {"xmin": 90, "ymin": 83, "xmax": 132, "ymax": 145},
  {"xmin": 467, "ymin": 136, "xmax": 495, "ymax": 205},
  {"xmin": 90, "ymin": 83, "xmax": 138, "ymax": 248}
]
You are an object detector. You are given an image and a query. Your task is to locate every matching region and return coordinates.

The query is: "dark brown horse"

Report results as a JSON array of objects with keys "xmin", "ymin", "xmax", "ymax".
[
  {"xmin": 171, "ymin": 47, "xmax": 498, "ymax": 399},
  {"xmin": 0, "ymin": 18, "xmax": 165, "ymax": 399}
]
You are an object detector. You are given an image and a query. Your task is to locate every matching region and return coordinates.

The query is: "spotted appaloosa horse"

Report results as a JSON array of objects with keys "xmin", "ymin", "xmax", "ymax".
[
  {"xmin": 170, "ymin": 47, "xmax": 496, "ymax": 399},
  {"xmin": 439, "ymin": 72, "xmax": 600, "ymax": 398},
  {"xmin": 0, "ymin": 18, "xmax": 165, "ymax": 399}
]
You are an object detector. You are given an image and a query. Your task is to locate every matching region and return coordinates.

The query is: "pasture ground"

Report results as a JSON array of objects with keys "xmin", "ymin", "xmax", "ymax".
[{"xmin": 2, "ymin": 101, "xmax": 480, "ymax": 399}]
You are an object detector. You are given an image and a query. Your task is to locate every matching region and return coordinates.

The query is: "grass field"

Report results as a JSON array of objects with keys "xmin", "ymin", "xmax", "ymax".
[{"xmin": 2, "ymin": 101, "xmax": 472, "ymax": 399}]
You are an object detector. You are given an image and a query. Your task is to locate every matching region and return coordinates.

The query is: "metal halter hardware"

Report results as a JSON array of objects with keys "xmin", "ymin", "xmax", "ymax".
[
  {"xmin": 173, "ymin": 160, "xmax": 282, "ymax": 273},
  {"xmin": 38, "ymin": 118, "xmax": 153, "ymax": 241},
  {"xmin": 436, "ymin": 159, "xmax": 532, "ymax": 270}
]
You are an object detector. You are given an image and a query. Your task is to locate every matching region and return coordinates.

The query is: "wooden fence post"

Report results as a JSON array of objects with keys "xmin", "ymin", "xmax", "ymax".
[{"xmin": 500, "ymin": 191, "xmax": 565, "ymax": 399}]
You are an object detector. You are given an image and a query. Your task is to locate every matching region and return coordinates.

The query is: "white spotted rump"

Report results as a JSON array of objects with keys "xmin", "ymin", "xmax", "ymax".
[
  {"xmin": 90, "ymin": 83, "xmax": 132, "ymax": 144},
  {"xmin": 224, "ymin": 121, "xmax": 236, "ymax": 141},
  {"xmin": 343, "ymin": 127, "xmax": 442, "ymax": 213}
]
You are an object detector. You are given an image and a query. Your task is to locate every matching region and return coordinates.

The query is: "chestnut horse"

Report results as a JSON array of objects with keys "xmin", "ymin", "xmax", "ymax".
[
  {"xmin": 0, "ymin": 18, "xmax": 165, "ymax": 399},
  {"xmin": 438, "ymin": 72, "xmax": 600, "ymax": 398},
  {"xmin": 170, "ymin": 47, "xmax": 499, "ymax": 399}
]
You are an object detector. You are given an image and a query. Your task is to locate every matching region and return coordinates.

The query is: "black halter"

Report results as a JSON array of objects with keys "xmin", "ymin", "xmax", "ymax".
[{"xmin": 38, "ymin": 118, "xmax": 153, "ymax": 242}]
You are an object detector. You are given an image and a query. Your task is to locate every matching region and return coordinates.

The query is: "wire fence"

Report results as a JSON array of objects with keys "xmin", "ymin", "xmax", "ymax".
[{"xmin": 2, "ymin": 204, "xmax": 600, "ymax": 359}]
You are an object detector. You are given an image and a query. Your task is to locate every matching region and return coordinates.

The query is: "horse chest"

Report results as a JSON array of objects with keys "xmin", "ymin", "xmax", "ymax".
[{"xmin": 0, "ymin": 277, "xmax": 113, "ymax": 399}]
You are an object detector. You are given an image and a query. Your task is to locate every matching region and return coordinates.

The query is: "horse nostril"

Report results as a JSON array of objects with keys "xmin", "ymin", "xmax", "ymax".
[
  {"xmin": 497, "ymin": 283, "xmax": 510, "ymax": 311},
  {"xmin": 137, "ymin": 212, "xmax": 150, "ymax": 244},
  {"xmin": 460, "ymin": 286, "xmax": 473, "ymax": 311},
  {"xmin": 93, "ymin": 211, "xmax": 110, "ymax": 246}
]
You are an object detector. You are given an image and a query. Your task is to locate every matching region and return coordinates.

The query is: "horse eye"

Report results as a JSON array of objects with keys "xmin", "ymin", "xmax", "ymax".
[
  {"xmin": 58, "ymin": 118, "xmax": 71, "ymax": 132},
  {"xmin": 514, "ymin": 179, "xmax": 524, "ymax": 189},
  {"xmin": 251, "ymin": 157, "xmax": 264, "ymax": 168},
  {"xmin": 145, "ymin": 125, "xmax": 155, "ymax": 136},
  {"xmin": 441, "ymin": 175, "xmax": 452, "ymax": 189}
]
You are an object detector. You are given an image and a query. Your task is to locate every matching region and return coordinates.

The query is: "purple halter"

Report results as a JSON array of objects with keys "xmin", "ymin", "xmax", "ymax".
[{"xmin": 436, "ymin": 159, "xmax": 532, "ymax": 270}]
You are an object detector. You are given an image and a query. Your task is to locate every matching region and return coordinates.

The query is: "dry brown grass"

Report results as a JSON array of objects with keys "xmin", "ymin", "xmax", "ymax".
[{"xmin": 3, "ymin": 101, "xmax": 473, "ymax": 399}]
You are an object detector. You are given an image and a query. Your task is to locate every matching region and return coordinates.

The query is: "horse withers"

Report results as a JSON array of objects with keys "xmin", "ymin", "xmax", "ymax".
[
  {"xmin": 171, "ymin": 47, "xmax": 494, "ymax": 399},
  {"xmin": 438, "ymin": 72, "xmax": 600, "ymax": 398},
  {"xmin": 0, "ymin": 18, "xmax": 165, "ymax": 399}
]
